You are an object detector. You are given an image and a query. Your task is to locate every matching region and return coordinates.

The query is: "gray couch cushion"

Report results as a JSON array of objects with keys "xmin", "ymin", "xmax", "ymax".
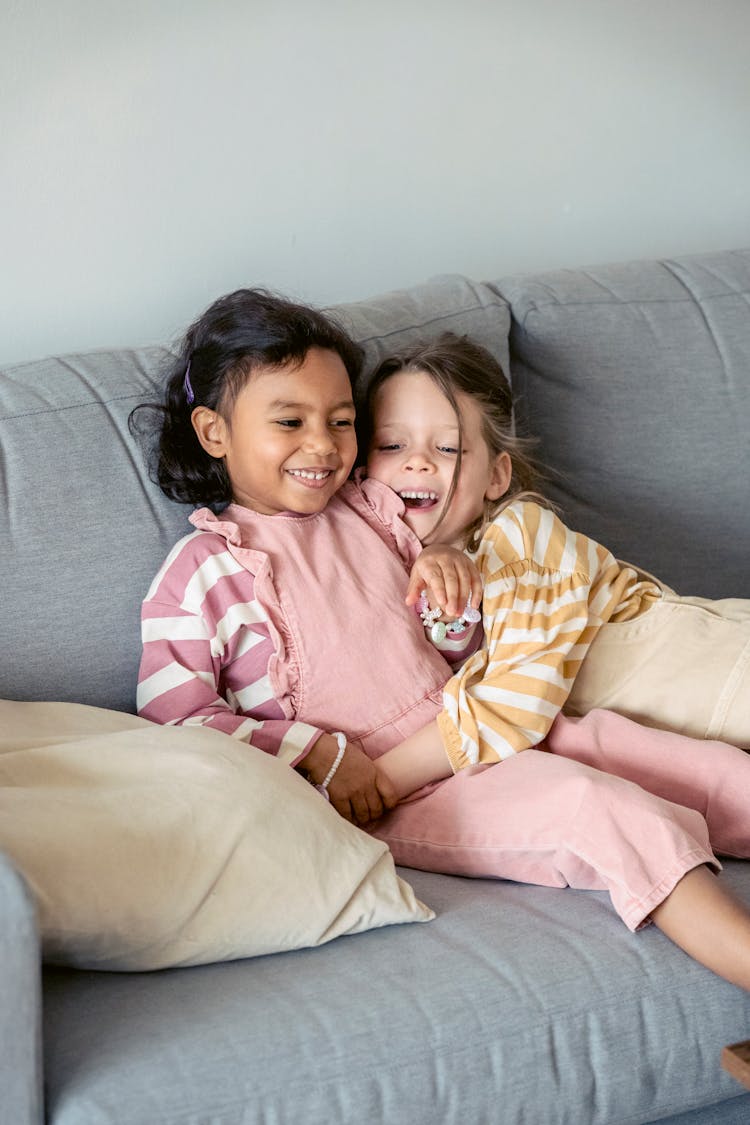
[
  {"xmin": 489, "ymin": 249, "xmax": 750, "ymax": 599},
  {"xmin": 41, "ymin": 864, "xmax": 750, "ymax": 1125},
  {"xmin": 0, "ymin": 276, "xmax": 506, "ymax": 712},
  {"xmin": 332, "ymin": 273, "xmax": 510, "ymax": 384},
  {"xmin": 0, "ymin": 346, "xmax": 190, "ymax": 713}
]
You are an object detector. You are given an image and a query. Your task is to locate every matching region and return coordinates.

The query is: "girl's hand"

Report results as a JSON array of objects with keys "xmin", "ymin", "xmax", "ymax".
[
  {"xmin": 405, "ymin": 545, "xmax": 483, "ymax": 619},
  {"xmin": 302, "ymin": 735, "xmax": 398, "ymax": 824}
]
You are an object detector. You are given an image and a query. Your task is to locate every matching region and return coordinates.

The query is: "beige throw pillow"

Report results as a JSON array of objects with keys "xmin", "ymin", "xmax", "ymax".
[{"xmin": 0, "ymin": 701, "xmax": 432, "ymax": 970}]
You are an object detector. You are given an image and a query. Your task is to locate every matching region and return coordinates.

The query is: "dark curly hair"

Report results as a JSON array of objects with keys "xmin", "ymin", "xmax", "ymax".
[{"xmin": 129, "ymin": 288, "xmax": 363, "ymax": 510}]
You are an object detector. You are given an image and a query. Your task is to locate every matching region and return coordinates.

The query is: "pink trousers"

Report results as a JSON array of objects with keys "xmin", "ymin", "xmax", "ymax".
[{"xmin": 370, "ymin": 709, "xmax": 750, "ymax": 930}]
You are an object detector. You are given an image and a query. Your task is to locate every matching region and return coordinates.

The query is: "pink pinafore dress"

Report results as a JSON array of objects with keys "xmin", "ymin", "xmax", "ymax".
[{"xmin": 210, "ymin": 478, "xmax": 450, "ymax": 757}]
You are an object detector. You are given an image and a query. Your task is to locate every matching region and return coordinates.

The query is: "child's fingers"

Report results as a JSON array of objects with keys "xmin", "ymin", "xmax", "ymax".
[
  {"xmin": 447, "ymin": 566, "xmax": 470, "ymax": 617},
  {"xmin": 375, "ymin": 771, "xmax": 399, "ymax": 811},
  {"xmin": 433, "ymin": 568, "xmax": 460, "ymax": 616},
  {"xmin": 449, "ymin": 559, "xmax": 482, "ymax": 615},
  {"xmin": 458, "ymin": 561, "xmax": 483, "ymax": 613},
  {"xmin": 329, "ymin": 794, "xmax": 355, "ymax": 822},
  {"xmin": 364, "ymin": 789, "xmax": 385, "ymax": 822},
  {"xmin": 350, "ymin": 792, "xmax": 374, "ymax": 824},
  {"xmin": 437, "ymin": 567, "xmax": 481, "ymax": 621},
  {"xmin": 405, "ymin": 561, "xmax": 445, "ymax": 605},
  {"xmin": 406, "ymin": 553, "xmax": 481, "ymax": 618},
  {"xmin": 416, "ymin": 567, "xmax": 448, "ymax": 610},
  {"xmin": 404, "ymin": 571, "xmax": 426, "ymax": 606}
]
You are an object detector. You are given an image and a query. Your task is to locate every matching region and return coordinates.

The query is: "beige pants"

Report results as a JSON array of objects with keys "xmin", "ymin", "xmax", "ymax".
[{"xmin": 565, "ymin": 587, "xmax": 750, "ymax": 749}]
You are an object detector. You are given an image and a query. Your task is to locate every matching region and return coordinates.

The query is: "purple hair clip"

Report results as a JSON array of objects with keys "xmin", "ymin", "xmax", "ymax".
[{"xmin": 183, "ymin": 360, "xmax": 195, "ymax": 405}]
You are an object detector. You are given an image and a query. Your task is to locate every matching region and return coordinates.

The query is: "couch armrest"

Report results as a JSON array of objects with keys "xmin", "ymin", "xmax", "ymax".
[{"xmin": 0, "ymin": 851, "xmax": 43, "ymax": 1125}]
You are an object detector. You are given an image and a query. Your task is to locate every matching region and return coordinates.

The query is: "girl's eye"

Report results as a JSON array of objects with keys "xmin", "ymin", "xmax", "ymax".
[
  {"xmin": 438, "ymin": 446, "xmax": 459, "ymax": 455},
  {"xmin": 276, "ymin": 419, "xmax": 302, "ymax": 428},
  {"xmin": 376, "ymin": 443, "xmax": 402, "ymax": 452},
  {"xmin": 331, "ymin": 418, "xmax": 354, "ymax": 428}
]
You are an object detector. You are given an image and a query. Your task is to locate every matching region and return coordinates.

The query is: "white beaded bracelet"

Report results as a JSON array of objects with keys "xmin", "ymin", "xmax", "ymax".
[{"xmin": 319, "ymin": 731, "xmax": 347, "ymax": 792}]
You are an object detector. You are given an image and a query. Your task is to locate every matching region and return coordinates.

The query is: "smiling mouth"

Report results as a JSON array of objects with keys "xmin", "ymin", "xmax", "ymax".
[
  {"xmin": 288, "ymin": 469, "xmax": 333, "ymax": 481},
  {"xmin": 399, "ymin": 490, "xmax": 439, "ymax": 510},
  {"xmin": 286, "ymin": 468, "xmax": 336, "ymax": 491}
]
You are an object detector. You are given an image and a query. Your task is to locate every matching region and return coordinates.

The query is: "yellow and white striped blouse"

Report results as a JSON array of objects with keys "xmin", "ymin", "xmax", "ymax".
[{"xmin": 438, "ymin": 501, "xmax": 662, "ymax": 770}]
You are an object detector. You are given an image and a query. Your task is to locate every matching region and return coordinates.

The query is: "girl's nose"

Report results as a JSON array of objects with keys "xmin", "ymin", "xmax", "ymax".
[
  {"xmin": 303, "ymin": 424, "xmax": 337, "ymax": 454},
  {"xmin": 404, "ymin": 450, "xmax": 435, "ymax": 472}
]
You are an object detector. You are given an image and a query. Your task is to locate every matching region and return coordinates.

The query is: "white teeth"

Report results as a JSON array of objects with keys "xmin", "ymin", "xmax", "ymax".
[
  {"xmin": 399, "ymin": 490, "xmax": 438, "ymax": 501},
  {"xmin": 289, "ymin": 469, "xmax": 330, "ymax": 480}
]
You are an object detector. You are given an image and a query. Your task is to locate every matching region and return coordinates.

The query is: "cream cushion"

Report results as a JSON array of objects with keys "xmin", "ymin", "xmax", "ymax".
[{"xmin": 0, "ymin": 701, "xmax": 432, "ymax": 971}]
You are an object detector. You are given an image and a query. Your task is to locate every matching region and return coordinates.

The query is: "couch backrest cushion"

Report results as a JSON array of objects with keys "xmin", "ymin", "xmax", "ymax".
[
  {"xmin": 0, "ymin": 276, "xmax": 506, "ymax": 710},
  {"xmin": 489, "ymin": 249, "xmax": 750, "ymax": 598},
  {"xmin": 1, "ymin": 345, "xmax": 190, "ymax": 711},
  {"xmin": 332, "ymin": 273, "xmax": 511, "ymax": 382}
]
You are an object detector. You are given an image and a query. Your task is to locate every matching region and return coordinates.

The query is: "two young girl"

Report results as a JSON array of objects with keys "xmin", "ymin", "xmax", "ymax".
[{"xmin": 132, "ymin": 287, "xmax": 750, "ymax": 991}]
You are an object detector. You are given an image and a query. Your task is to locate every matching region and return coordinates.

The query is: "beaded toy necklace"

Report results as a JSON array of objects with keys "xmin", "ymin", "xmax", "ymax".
[{"xmin": 417, "ymin": 591, "xmax": 482, "ymax": 643}]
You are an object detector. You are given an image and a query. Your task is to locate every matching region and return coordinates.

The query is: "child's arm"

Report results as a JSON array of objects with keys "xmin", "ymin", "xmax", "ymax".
[
  {"xmin": 139, "ymin": 545, "xmax": 339, "ymax": 769},
  {"xmin": 437, "ymin": 506, "xmax": 637, "ymax": 771},
  {"xmin": 374, "ymin": 721, "xmax": 453, "ymax": 801}
]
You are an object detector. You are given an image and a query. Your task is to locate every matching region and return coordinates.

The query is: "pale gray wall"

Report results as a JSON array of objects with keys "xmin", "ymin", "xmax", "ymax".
[{"xmin": 2, "ymin": 0, "xmax": 749, "ymax": 365}]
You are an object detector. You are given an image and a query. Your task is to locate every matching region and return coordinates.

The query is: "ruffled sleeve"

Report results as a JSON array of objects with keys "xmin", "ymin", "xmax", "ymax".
[{"xmin": 354, "ymin": 472, "xmax": 423, "ymax": 569}]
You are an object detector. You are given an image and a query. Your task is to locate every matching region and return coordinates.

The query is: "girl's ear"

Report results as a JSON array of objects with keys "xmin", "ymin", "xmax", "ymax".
[
  {"xmin": 485, "ymin": 451, "xmax": 512, "ymax": 501},
  {"xmin": 191, "ymin": 406, "xmax": 229, "ymax": 461}
]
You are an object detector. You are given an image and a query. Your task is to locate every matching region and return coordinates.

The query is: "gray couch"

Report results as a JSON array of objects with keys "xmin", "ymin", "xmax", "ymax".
[{"xmin": 2, "ymin": 248, "xmax": 750, "ymax": 1125}]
